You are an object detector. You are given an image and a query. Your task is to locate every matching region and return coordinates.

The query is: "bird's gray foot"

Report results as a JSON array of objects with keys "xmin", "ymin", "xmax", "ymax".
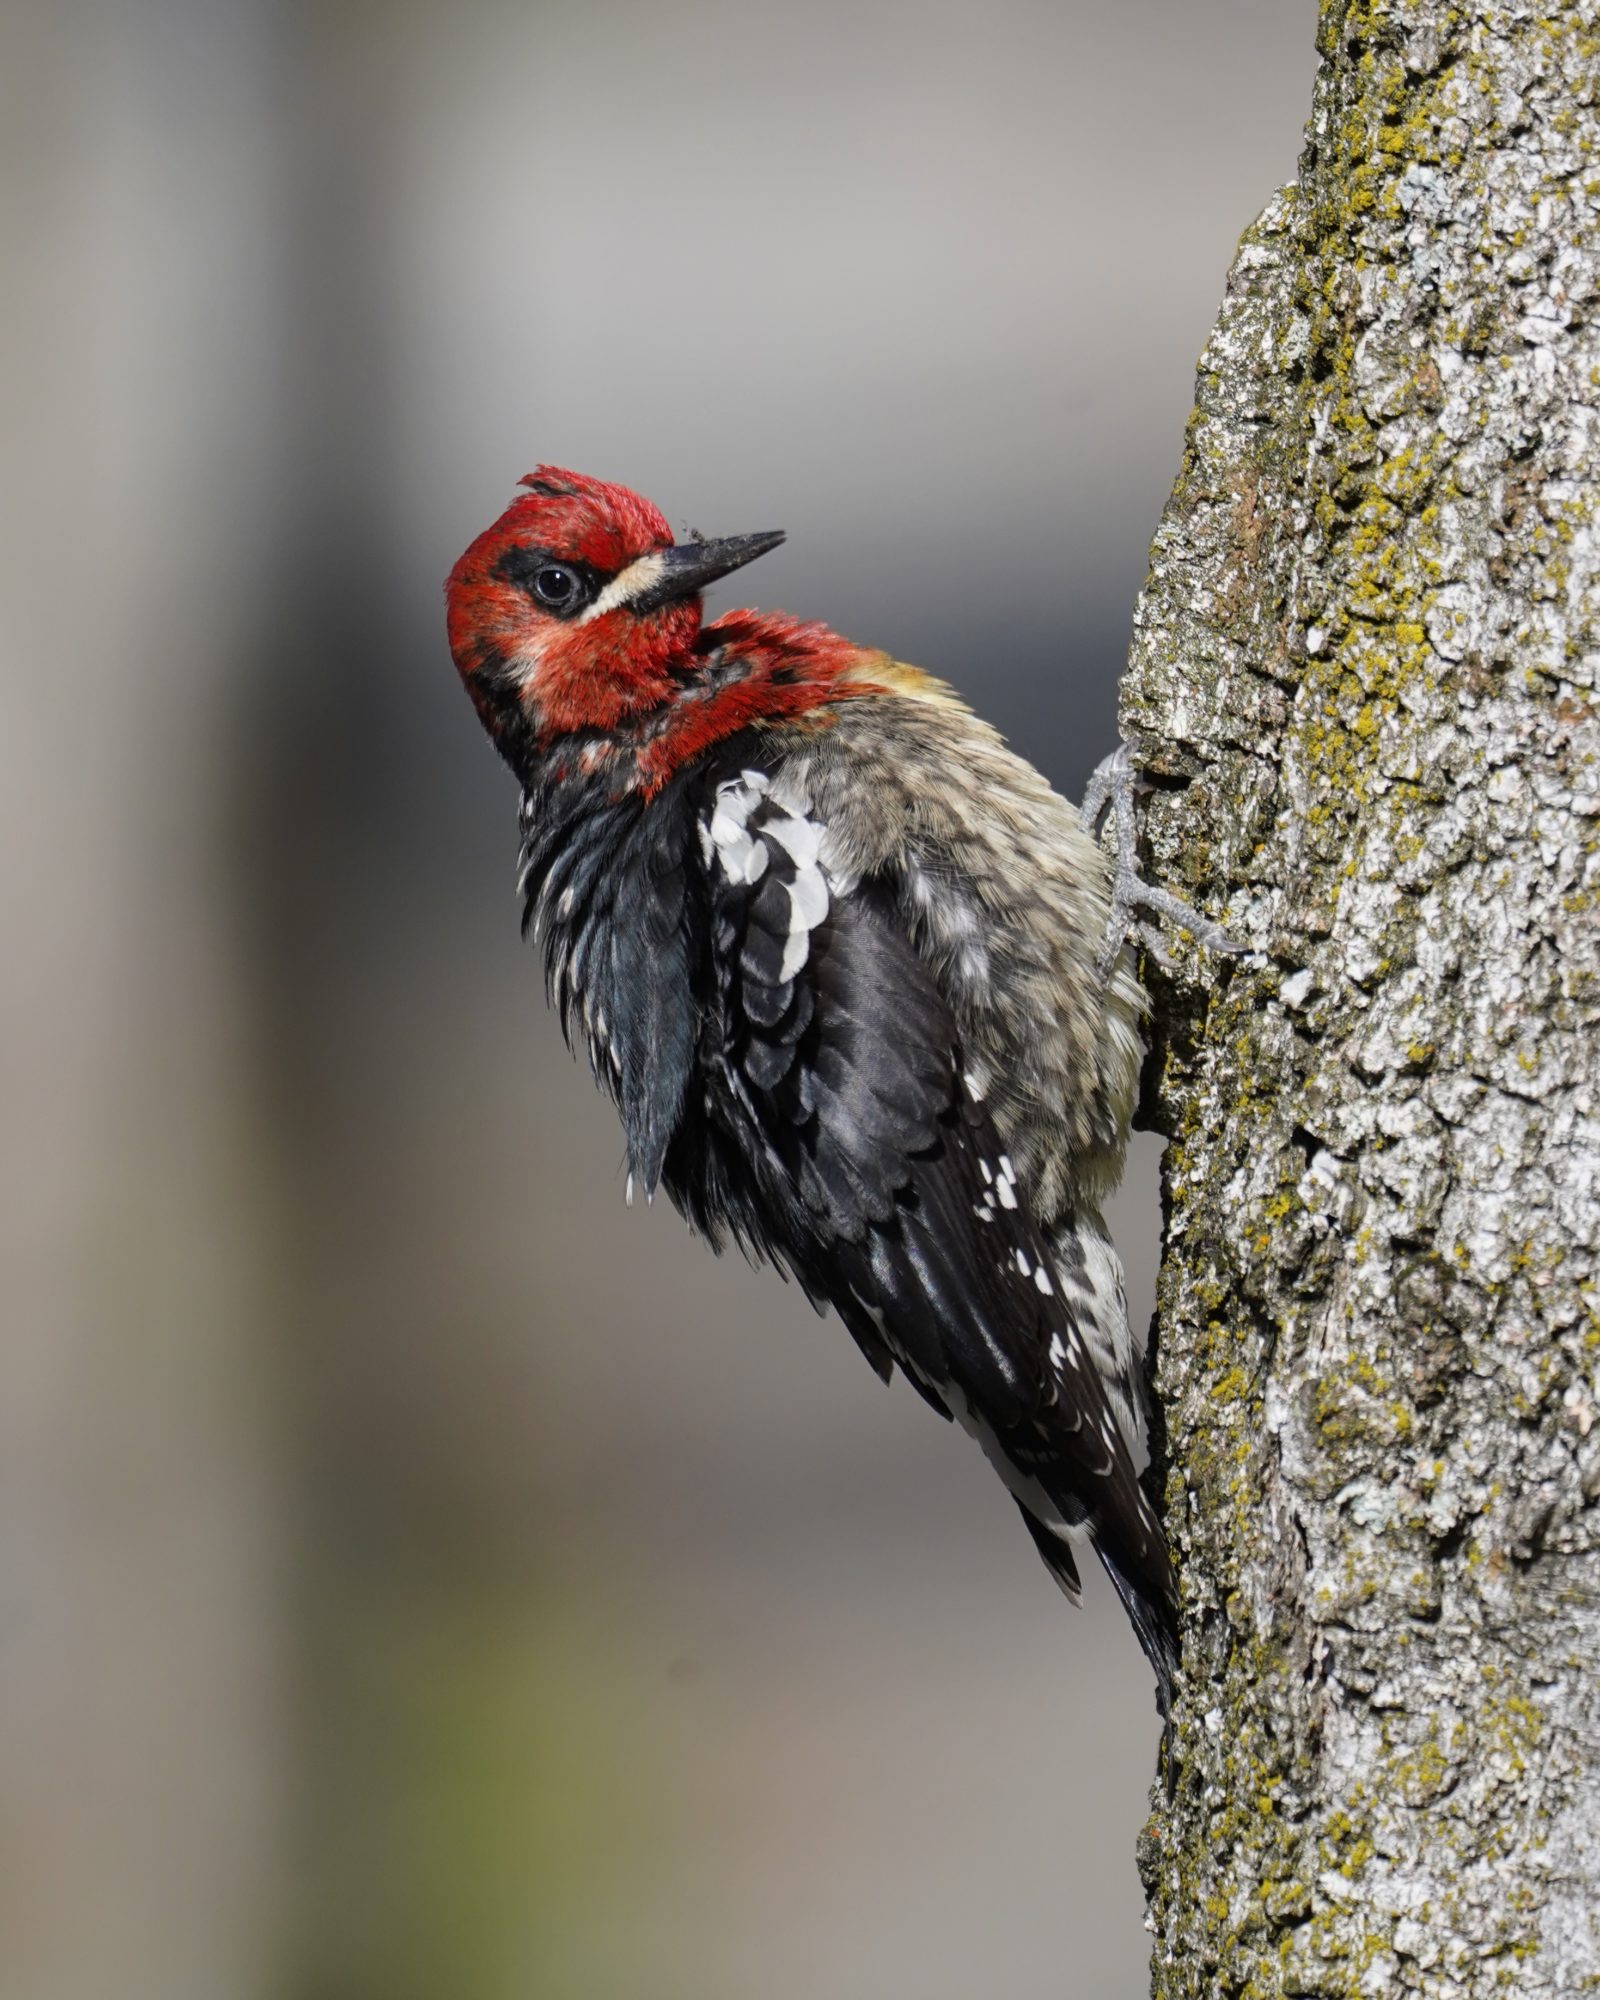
[{"xmin": 1080, "ymin": 745, "xmax": 1243, "ymax": 976}]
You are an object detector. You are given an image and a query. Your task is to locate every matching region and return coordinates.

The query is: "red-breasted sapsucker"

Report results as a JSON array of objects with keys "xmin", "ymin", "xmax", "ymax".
[{"xmin": 446, "ymin": 466, "xmax": 1196, "ymax": 1705}]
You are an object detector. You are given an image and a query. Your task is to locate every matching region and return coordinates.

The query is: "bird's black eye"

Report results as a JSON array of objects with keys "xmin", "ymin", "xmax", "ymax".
[
  {"xmin": 533, "ymin": 563, "xmax": 582, "ymax": 610},
  {"xmin": 489, "ymin": 543, "xmax": 595, "ymax": 616}
]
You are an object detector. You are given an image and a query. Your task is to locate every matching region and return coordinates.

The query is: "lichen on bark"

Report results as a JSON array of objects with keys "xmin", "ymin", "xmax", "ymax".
[{"xmin": 1122, "ymin": 3, "xmax": 1600, "ymax": 1994}]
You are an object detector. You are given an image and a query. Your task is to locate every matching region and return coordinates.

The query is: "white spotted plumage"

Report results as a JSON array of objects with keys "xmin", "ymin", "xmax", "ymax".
[{"xmin": 702, "ymin": 782, "xmax": 835, "ymax": 992}]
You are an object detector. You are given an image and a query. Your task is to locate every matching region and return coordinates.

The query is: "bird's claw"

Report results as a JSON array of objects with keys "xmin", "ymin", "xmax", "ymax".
[{"xmin": 1081, "ymin": 745, "xmax": 1245, "ymax": 978}]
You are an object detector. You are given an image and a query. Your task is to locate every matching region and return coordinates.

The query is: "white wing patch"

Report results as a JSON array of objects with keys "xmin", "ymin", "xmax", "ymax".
[
  {"xmin": 701, "ymin": 769, "xmax": 771, "ymax": 880},
  {"xmin": 701, "ymin": 772, "xmax": 835, "ymax": 984},
  {"xmin": 764, "ymin": 813, "xmax": 824, "ymax": 870}
]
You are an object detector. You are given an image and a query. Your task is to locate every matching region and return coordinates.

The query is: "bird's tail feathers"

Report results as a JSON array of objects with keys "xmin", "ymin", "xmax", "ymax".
[
  {"xmin": 1012, "ymin": 1496, "xmax": 1084, "ymax": 1603},
  {"xmin": 1015, "ymin": 1495, "xmax": 1177, "ymax": 1719},
  {"xmin": 1096, "ymin": 1539, "xmax": 1178, "ymax": 1720}
]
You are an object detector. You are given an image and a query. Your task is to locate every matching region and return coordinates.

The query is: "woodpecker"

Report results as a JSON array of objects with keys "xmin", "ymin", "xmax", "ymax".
[{"xmin": 446, "ymin": 467, "xmax": 1204, "ymax": 1706}]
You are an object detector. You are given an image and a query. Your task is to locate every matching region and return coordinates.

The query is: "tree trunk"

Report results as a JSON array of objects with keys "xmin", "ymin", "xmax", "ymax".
[{"xmin": 1123, "ymin": 4, "xmax": 1600, "ymax": 1994}]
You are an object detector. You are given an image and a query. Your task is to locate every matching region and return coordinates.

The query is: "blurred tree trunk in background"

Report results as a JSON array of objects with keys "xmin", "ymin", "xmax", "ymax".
[
  {"xmin": 1, "ymin": 7, "xmax": 291, "ymax": 1998},
  {"xmin": 1124, "ymin": 3, "xmax": 1600, "ymax": 1993}
]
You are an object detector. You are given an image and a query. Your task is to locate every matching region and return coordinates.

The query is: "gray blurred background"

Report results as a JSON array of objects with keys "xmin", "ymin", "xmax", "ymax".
[{"xmin": 2, "ymin": 4, "xmax": 1313, "ymax": 1996}]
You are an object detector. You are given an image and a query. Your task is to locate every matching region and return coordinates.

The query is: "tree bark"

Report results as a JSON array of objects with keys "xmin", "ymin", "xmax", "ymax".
[{"xmin": 1123, "ymin": 4, "xmax": 1600, "ymax": 1994}]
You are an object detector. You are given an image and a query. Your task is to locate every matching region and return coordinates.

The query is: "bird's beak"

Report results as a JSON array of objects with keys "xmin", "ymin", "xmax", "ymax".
[{"xmin": 626, "ymin": 530, "xmax": 786, "ymax": 611}]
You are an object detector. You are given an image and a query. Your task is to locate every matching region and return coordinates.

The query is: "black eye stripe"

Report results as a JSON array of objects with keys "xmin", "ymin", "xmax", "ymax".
[{"xmin": 491, "ymin": 544, "xmax": 602, "ymax": 620}]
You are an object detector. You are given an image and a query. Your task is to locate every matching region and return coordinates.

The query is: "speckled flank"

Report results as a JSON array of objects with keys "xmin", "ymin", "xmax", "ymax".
[{"xmin": 1123, "ymin": 3, "xmax": 1600, "ymax": 1995}]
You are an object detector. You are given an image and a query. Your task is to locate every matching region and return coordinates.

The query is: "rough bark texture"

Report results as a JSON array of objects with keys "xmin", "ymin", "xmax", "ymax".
[{"xmin": 1122, "ymin": 4, "xmax": 1600, "ymax": 1994}]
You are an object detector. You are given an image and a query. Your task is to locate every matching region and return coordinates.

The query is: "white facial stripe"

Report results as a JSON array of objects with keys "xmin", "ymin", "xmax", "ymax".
[{"xmin": 580, "ymin": 550, "xmax": 670, "ymax": 622}]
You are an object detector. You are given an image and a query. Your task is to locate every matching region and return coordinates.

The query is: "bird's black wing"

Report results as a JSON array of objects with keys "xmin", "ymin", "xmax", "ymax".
[
  {"xmin": 662, "ymin": 764, "xmax": 1174, "ymax": 1678},
  {"xmin": 517, "ymin": 766, "xmax": 705, "ymax": 1198}
]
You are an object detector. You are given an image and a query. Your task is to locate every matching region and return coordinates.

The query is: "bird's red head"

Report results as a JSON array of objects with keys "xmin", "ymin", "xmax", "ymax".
[{"xmin": 446, "ymin": 465, "xmax": 786, "ymax": 753}]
